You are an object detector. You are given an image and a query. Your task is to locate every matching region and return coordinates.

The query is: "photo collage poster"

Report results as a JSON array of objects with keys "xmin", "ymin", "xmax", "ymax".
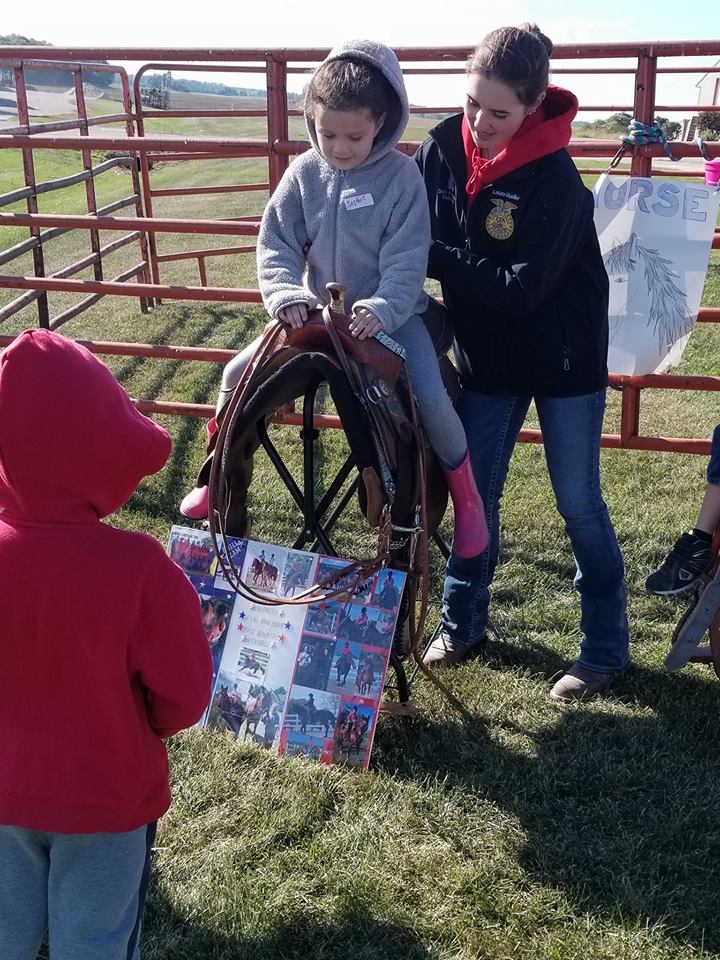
[{"xmin": 168, "ymin": 525, "xmax": 407, "ymax": 770}]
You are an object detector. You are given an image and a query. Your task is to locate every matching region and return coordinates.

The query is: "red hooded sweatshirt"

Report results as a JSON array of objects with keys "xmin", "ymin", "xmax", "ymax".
[
  {"xmin": 462, "ymin": 85, "xmax": 578, "ymax": 204},
  {"xmin": 0, "ymin": 330, "xmax": 212, "ymax": 833}
]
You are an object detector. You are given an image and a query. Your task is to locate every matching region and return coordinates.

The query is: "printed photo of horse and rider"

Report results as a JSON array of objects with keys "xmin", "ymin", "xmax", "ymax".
[
  {"xmin": 283, "ymin": 731, "xmax": 333, "ymax": 763},
  {"xmin": 355, "ymin": 649, "xmax": 386, "ymax": 700},
  {"xmin": 332, "ymin": 701, "xmax": 376, "ymax": 767},
  {"xmin": 371, "ymin": 568, "xmax": 402, "ymax": 612},
  {"xmin": 281, "ymin": 685, "xmax": 340, "ymax": 742},
  {"xmin": 314, "ymin": 556, "xmax": 374, "ymax": 604},
  {"xmin": 236, "ymin": 645, "xmax": 270, "ymax": 682},
  {"xmin": 207, "ymin": 671, "xmax": 284, "ymax": 749},
  {"xmin": 303, "ymin": 598, "xmax": 395, "ymax": 649},
  {"xmin": 242, "ymin": 542, "xmax": 287, "ymax": 596},
  {"xmin": 326, "ymin": 641, "xmax": 386, "ymax": 699},
  {"xmin": 303, "ymin": 599, "xmax": 343, "ymax": 637},
  {"xmin": 280, "ymin": 551, "xmax": 316, "ymax": 597},
  {"xmin": 326, "ymin": 638, "xmax": 361, "ymax": 696},
  {"xmin": 335, "ymin": 603, "xmax": 396, "ymax": 649}
]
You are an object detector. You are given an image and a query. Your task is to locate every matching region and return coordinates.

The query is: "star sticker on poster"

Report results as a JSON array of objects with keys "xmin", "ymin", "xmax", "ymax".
[
  {"xmin": 284, "ymin": 621, "xmax": 292, "ymax": 630},
  {"xmin": 238, "ymin": 610, "xmax": 246, "ymax": 620},
  {"xmin": 278, "ymin": 633, "xmax": 286, "ymax": 644},
  {"xmin": 236, "ymin": 623, "xmax": 244, "ymax": 632}
]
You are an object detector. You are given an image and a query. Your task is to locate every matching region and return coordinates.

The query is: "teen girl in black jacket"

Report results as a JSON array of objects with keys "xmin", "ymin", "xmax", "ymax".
[{"xmin": 418, "ymin": 24, "xmax": 629, "ymax": 701}]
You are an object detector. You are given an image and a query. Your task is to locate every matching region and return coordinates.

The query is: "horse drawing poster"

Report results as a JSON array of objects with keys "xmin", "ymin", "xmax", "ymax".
[
  {"xmin": 593, "ymin": 174, "xmax": 720, "ymax": 375},
  {"xmin": 168, "ymin": 525, "xmax": 406, "ymax": 770}
]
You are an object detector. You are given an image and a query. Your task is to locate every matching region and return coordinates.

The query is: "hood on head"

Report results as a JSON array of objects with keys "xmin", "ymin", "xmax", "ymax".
[
  {"xmin": 306, "ymin": 39, "xmax": 408, "ymax": 167},
  {"xmin": 0, "ymin": 329, "xmax": 171, "ymax": 521}
]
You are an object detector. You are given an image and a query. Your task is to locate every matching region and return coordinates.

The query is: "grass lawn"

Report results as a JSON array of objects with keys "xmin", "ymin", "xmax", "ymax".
[{"xmin": 2, "ymin": 109, "xmax": 720, "ymax": 960}]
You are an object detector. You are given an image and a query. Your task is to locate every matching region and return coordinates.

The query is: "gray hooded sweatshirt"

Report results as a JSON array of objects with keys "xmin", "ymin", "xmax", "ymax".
[{"xmin": 256, "ymin": 40, "xmax": 430, "ymax": 334}]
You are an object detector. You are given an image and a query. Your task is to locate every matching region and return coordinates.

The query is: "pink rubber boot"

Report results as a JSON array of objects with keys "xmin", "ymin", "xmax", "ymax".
[
  {"xmin": 442, "ymin": 450, "xmax": 489, "ymax": 558},
  {"xmin": 179, "ymin": 417, "xmax": 216, "ymax": 520}
]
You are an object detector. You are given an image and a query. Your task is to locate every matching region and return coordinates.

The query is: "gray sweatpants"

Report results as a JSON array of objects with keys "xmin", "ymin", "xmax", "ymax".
[
  {"xmin": 0, "ymin": 822, "xmax": 155, "ymax": 960},
  {"xmin": 217, "ymin": 308, "xmax": 467, "ymax": 468}
]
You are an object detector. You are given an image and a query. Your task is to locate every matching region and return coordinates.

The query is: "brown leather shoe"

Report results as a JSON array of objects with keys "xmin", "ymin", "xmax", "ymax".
[
  {"xmin": 549, "ymin": 663, "xmax": 619, "ymax": 703},
  {"xmin": 422, "ymin": 629, "xmax": 487, "ymax": 667}
]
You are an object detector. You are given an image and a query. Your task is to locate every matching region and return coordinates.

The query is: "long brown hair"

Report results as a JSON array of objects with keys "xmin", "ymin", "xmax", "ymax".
[{"xmin": 467, "ymin": 23, "xmax": 553, "ymax": 106}]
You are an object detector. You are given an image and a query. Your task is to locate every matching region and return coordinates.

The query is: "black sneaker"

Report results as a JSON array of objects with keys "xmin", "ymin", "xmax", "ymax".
[{"xmin": 646, "ymin": 531, "xmax": 712, "ymax": 596}]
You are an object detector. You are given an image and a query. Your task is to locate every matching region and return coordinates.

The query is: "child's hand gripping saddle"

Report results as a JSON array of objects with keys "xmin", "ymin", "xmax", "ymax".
[{"xmin": 283, "ymin": 283, "xmax": 419, "ymax": 527}]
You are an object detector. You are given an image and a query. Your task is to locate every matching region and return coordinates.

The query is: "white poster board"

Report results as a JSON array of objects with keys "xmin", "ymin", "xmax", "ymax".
[{"xmin": 593, "ymin": 174, "xmax": 720, "ymax": 375}]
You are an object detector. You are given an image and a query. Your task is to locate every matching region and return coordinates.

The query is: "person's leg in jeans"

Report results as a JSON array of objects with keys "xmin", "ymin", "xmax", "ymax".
[
  {"xmin": 215, "ymin": 336, "xmax": 262, "ymax": 416},
  {"xmin": 180, "ymin": 337, "xmax": 261, "ymax": 518},
  {"xmin": 48, "ymin": 822, "xmax": 156, "ymax": 960},
  {"xmin": 426, "ymin": 390, "xmax": 531, "ymax": 663},
  {"xmin": 0, "ymin": 825, "xmax": 49, "ymax": 960},
  {"xmin": 393, "ymin": 317, "xmax": 488, "ymax": 559},
  {"xmin": 392, "ymin": 315, "xmax": 466, "ymax": 467},
  {"xmin": 536, "ymin": 391, "xmax": 630, "ymax": 692},
  {"xmin": 695, "ymin": 423, "xmax": 720, "ymax": 534}
]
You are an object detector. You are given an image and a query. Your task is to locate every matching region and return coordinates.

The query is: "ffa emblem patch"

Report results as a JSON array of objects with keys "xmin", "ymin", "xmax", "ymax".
[{"xmin": 485, "ymin": 198, "xmax": 517, "ymax": 240}]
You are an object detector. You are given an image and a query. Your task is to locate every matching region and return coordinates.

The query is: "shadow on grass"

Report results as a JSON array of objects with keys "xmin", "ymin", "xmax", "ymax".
[
  {"xmin": 377, "ymin": 647, "xmax": 720, "ymax": 953},
  {"xmin": 475, "ymin": 629, "xmax": 570, "ymax": 680},
  {"xmin": 143, "ymin": 889, "xmax": 437, "ymax": 960}
]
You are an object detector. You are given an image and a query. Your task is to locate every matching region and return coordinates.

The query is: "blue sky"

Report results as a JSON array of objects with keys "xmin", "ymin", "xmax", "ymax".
[
  {"xmin": 4, "ymin": 0, "xmax": 718, "ymax": 118},
  {"xmin": 6, "ymin": 0, "xmax": 717, "ymax": 48}
]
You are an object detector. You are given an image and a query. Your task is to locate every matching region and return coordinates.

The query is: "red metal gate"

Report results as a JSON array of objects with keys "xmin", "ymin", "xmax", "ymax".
[{"xmin": 0, "ymin": 41, "xmax": 718, "ymax": 452}]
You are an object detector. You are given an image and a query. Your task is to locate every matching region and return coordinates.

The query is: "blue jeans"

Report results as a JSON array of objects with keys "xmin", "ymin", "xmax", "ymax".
[
  {"xmin": 707, "ymin": 424, "xmax": 720, "ymax": 485},
  {"xmin": 0, "ymin": 822, "xmax": 156, "ymax": 960},
  {"xmin": 442, "ymin": 389, "xmax": 630, "ymax": 674}
]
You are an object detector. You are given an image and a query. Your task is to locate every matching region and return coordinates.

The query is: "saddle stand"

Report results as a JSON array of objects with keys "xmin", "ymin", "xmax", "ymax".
[
  {"xmin": 258, "ymin": 384, "xmax": 359, "ymax": 557},
  {"xmin": 204, "ymin": 286, "xmax": 469, "ymax": 718},
  {"xmin": 259, "ymin": 395, "xmax": 451, "ymax": 562},
  {"xmin": 257, "ymin": 391, "xmax": 414, "ymax": 705}
]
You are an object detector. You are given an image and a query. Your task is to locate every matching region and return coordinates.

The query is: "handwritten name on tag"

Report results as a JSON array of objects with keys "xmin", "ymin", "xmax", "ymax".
[{"xmin": 343, "ymin": 193, "xmax": 374, "ymax": 211}]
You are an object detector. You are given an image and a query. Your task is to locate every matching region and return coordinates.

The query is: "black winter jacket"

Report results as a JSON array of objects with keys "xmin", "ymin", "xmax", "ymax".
[{"xmin": 415, "ymin": 114, "xmax": 609, "ymax": 397}]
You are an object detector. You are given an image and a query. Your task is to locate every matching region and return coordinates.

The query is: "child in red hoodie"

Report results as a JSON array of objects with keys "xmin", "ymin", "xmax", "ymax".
[{"xmin": 0, "ymin": 330, "xmax": 212, "ymax": 960}]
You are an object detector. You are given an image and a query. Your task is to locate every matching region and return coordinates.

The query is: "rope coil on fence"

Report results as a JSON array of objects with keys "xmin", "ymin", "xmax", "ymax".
[{"xmin": 609, "ymin": 118, "xmax": 681, "ymax": 169}]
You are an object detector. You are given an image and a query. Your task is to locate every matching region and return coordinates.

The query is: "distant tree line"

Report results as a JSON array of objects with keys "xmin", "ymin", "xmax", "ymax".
[
  {"xmin": 0, "ymin": 34, "xmax": 114, "ymax": 88},
  {"xmin": 137, "ymin": 71, "xmax": 302, "ymax": 103},
  {"xmin": 0, "ymin": 33, "xmax": 47, "ymax": 46},
  {"xmin": 575, "ymin": 111, "xmax": 681, "ymax": 141}
]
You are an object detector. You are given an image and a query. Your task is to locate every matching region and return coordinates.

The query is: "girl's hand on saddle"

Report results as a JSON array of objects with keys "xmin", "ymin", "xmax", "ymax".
[
  {"xmin": 350, "ymin": 306, "xmax": 382, "ymax": 340},
  {"xmin": 278, "ymin": 303, "xmax": 308, "ymax": 329}
]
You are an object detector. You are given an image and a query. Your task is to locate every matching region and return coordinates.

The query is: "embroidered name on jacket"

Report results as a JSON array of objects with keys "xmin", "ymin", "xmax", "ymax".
[{"xmin": 485, "ymin": 198, "xmax": 518, "ymax": 240}]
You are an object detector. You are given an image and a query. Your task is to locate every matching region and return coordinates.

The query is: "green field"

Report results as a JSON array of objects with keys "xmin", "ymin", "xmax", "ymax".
[{"xmin": 2, "ymin": 106, "xmax": 720, "ymax": 960}]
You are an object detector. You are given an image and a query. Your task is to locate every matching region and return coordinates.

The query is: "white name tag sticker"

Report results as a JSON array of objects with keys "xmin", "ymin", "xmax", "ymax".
[{"xmin": 343, "ymin": 192, "xmax": 374, "ymax": 211}]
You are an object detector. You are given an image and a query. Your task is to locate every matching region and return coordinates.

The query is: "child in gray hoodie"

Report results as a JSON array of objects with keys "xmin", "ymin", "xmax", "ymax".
[{"xmin": 181, "ymin": 40, "xmax": 487, "ymax": 559}]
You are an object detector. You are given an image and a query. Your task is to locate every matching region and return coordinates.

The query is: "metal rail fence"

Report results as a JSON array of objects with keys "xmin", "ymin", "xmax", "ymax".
[{"xmin": 0, "ymin": 41, "xmax": 718, "ymax": 453}]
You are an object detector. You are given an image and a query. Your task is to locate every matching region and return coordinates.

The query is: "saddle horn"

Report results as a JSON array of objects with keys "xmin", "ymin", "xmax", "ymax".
[{"xmin": 326, "ymin": 282, "xmax": 347, "ymax": 315}]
